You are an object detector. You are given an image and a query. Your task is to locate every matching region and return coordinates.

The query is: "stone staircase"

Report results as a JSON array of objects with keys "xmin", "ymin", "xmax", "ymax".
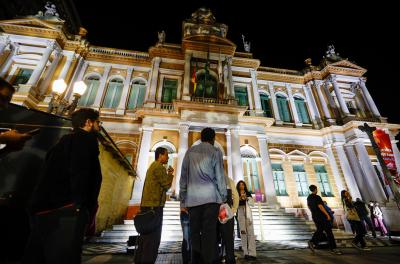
[{"xmin": 92, "ymin": 201, "xmax": 352, "ymax": 243}]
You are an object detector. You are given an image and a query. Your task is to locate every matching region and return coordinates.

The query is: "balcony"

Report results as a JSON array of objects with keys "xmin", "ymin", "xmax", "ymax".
[{"xmin": 190, "ymin": 97, "xmax": 231, "ymax": 105}]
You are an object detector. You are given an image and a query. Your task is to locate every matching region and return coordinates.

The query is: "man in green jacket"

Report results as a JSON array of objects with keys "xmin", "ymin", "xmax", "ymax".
[{"xmin": 134, "ymin": 147, "xmax": 174, "ymax": 263}]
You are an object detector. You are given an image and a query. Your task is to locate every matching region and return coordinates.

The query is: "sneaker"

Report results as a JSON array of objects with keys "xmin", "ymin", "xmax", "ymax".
[
  {"xmin": 351, "ymin": 241, "xmax": 362, "ymax": 250},
  {"xmin": 308, "ymin": 240, "xmax": 315, "ymax": 254},
  {"xmin": 330, "ymin": 249, "xmax": 343, "ymax": 255},
  {"xmin": 361, "ymin": 246, "xmax": 371, "ymax": 251}
]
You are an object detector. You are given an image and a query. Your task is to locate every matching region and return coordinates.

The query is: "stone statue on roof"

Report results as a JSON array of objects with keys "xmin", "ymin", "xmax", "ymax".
[
  {"xmin": 44, "ymin": 2, "xmax": 59, "ymax": 17},
  {"xmin": 242, "ymin": 34, "xmax": 251, "ymax": 52},
  {"xmin": 158, "ymin": 30, "xmax": 166, "ymax": 44},
  {"xmin": 326, "ymin": 44, "xmax": 337, "ymax": 58}
]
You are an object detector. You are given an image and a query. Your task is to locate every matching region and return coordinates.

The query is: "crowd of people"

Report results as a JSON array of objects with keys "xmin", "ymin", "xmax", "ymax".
[{"xmin": 0, "ymin": 76, "xmax": 391, "ymax": 263}]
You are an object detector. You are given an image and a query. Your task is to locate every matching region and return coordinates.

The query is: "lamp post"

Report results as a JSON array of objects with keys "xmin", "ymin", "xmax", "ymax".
[
  {"xmin": 47, "ymin": 79, "xmax": 87, "ymax": 116},
  {"xmin": 358, "ymin": 123, "xmax": 400, "ymax": 210}
]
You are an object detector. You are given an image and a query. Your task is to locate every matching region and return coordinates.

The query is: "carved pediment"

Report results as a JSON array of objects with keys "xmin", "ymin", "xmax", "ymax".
[
  {"xmin": 0, "ymin": 18, "xmax": 61, "ymax": 31},
  {"xmin": 329, "ymin": 60, "xmax": 366, "ymax": 71}
]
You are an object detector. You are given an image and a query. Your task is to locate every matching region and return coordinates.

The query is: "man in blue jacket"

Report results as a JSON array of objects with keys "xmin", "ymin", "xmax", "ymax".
[{"xmin": 180, "ymin": 127, "xmax": 227, "ymax": 264}]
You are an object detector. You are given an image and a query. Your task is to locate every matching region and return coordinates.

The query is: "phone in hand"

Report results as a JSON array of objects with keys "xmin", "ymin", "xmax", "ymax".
[{"xmin": 27, "ymin": 128, "xmax": 41, "ymax": 136}]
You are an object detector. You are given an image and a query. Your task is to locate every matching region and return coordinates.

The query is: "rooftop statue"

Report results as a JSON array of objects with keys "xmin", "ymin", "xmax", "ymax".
[
  {"xmin": 241, "ymin": 34, "xmax": 251, "ymax": 52},
  {"xmin": 157, "ymin": 30, "xmax": 166, "ymax": 44}
]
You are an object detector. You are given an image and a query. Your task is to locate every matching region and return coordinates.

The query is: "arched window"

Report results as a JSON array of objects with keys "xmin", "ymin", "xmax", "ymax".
[
  {"xmin": 127, "ymin": 79, "xmax": 146, "ymax": 109},
  {"xmin": 276, "ymin": 94, "xmax": 292, "ymax": 122},
  {"xmin": 103, "ymin": 78, "xmax": 124, "ymax": 108},
  {"xmin": 234, "ymin": 85, "xmax": 249, "ymax": 106},
  {"xmin": 79, "ymin": 75, "xmax": 100, "ymax": 106},
  {"xmin": 260, "ymin": 93, "xmax": 272, "ymax": 117},
  {"xmin": 294, "ymin": 96, "xmax": 310, "ymax": 124}
]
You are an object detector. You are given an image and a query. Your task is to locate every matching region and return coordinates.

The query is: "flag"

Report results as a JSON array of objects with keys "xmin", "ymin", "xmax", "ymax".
[{"xmin": 191, "ymin": 61, "xmax": 197, "ymax": 93}]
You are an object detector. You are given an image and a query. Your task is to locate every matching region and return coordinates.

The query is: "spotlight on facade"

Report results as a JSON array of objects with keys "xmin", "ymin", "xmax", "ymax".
[{"xmin": 47, "ymin": 79, "xmax": 87, "ymax": 116}]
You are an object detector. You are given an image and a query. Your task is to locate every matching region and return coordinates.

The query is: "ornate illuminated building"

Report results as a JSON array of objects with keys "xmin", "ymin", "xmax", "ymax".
[{"xmin": 1, "ymin": 7, "xmax": 400, "ymax": 229}]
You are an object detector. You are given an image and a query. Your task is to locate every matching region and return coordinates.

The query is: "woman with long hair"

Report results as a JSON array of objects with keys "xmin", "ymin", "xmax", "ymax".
[
  {"xmin": 341, "ymin": 190, "xmax": 371, "ymax": 251},
  {"xmin": 236, "ymin": 180, "xmax": 256, "ymax": 260}
]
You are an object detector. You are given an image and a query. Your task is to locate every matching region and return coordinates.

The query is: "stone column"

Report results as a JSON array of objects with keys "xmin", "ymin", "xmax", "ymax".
[
  {"xmin": 116, "ymin": 66, "xmax": 133, "ymax": 113},
  {"xmin": 58, "ymin": 53, "xmax": 74, "ymax": 81},
  {"xmin": 65, "ymin": 58, "xmax": 87, "ymax": 101},
  {"xmin": 250, "ymin": 69, "xmax": 262, "ymax": 111},
  {"xmin": 146, "ymin": 57, "xmax": 161, "ymax": 105},
  {"xmin": 0, "ymin": 43, "xmax": 18, "ymax": 78},
  {"xmin": 93, "ymin": 65, "xmax": 111, "ymax": 108},
  {"xmin": 182, "ymin": 53, "xmax": 191, "ymax": 100},
  {"xmin": 304, "ymin": 83, "xmax": 319, "ymax": 127},
  {"xmin": 175, "ymin": 123, "xmax": 190, "ymax": 194},
  {"xmin": 230, "ymin": 126, "xmax": 243, "ymax": 182},
  {"xmin": 325, "ymin": 146, "xmax": 346, "ymax": 195},
  {"xmin": 27, "ymin": 41, "xmax": 56, "ymax": 86},
  {"xmin": 354, "ymin": 141, "xmax": 387, "ymax": 202},
  {"xmin": 344, "ymin": 144, "xmax": 373, "ymax": 202},
  {"xmin": 38, "ymin": 49, "xmax": 62, "ymax": 96},
  {"xmin": 286, "ymin": 83, "xmax": 300, "ymax": 125},
  {"xmin": 130, "ymin": 127, "xmax": 153, "ymax": 204},
  {"xmin": 0, "ymin": 35, "xmax": 10, "ymax": 55},
  {"xmin": 225, "ymin": 130, "xmax": 233, "ymax": 180},
  {"xmin": 334, "ymin": 144, "xmax": 362, "ymax": 199},
  {"xmin": 257, "ymin": 135, "xmax": 278, "ymax": 205},
  {"xmin": 268, "ymin": 82, "xmax": 281, "ymax": 123},
  {"xmin": 227, "ymin": 56, "xmax": 235, "ymax": 99},
  {"xmin": 314, "ymin": 80, "xmax": 332, "ymax": 122},
  {"xmin": 351, "ymin": 83, "xmax": 367, "ymax": 118},
  {"xmin": 358, "ymin": 78, "xmax": 381, "ymax": 117},
  {"xmin": 330, "ymin": 75, "xmax": 350, "ymax": 116}
]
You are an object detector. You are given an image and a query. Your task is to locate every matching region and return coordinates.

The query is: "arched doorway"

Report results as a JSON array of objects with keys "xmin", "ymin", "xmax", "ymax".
[{"xmin": 240, "ymin": 146, "xmax": 261, "ymax": 194}]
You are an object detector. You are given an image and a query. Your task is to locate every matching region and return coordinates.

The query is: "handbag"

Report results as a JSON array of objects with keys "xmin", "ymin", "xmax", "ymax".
[
  {"xmin": 134, "ymin": 208, "xmax": 162, "ymax": 235},
  {"xmin": 133, "ymin": 176, "xmax": 163, "ymax": 235},
  {"xmin": 345, "ymin": 206, "xmax": 360, "ymax": 221}
]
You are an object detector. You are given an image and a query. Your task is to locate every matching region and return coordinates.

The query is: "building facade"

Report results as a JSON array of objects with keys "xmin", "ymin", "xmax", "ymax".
[{"xmin": 1, "ymin": 7, "xmax": 400, "ymax": 228}]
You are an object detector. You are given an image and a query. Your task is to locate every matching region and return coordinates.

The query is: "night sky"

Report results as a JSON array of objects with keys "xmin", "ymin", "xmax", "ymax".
[{"xmin": 72, "ymin": 0, "xmax": 399, "ymax": 124}]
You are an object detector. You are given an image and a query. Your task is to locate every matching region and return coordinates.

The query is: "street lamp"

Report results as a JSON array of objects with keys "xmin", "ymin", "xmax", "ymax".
[
  {"xmin": 47, "ymin": 79, "xmax": 87, "ymax": 116},
  {"xmin": 358, "ymin": 123, "xmax": 400, "ymax": 210}
]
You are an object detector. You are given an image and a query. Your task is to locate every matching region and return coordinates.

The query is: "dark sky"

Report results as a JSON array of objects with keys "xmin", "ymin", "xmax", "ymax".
[{"xmin": 72, "ymin": 0, "xmax": 399, "ymax": 124}]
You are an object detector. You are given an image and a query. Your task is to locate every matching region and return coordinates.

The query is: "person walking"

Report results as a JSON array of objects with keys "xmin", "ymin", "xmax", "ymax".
[
  {"xmin": 236, "ymin": 180, "xmax": 256, "ymax": 260},
  {"xmin": 354, "ymin": 198, "xmax": 376, "ymax": 238},
  {"xmin": 218, "ymin": 177, "xmax": 239, "ymax": 264},
  {"xmin": 23, "ymin": 108, "xmax": 103, "ymax": 264},
  {"xmin": 307, "ymin": 185, "xmax": 341, "ymax": 255},
  {"xmin": 134, "ymin": 147, "xmax": 174, "ymax": 264},
  {"xmin": 180, "ymin": 127, "xmax": 227, "ymax": 264},
  {"xmin": 341, "ymin": 190, "xmax": 371, "ymax": 251},
  {"xmin": 372, "ymin": 202, "xmax": 388, "ymax": 236}
]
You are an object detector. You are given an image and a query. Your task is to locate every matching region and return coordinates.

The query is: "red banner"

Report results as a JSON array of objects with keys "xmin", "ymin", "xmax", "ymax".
[{"xmin": 373, "ymin": 129, "xmax": 400, "ymax": 185}]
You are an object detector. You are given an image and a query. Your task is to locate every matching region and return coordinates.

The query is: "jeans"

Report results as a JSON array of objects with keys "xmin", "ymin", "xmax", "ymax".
[
  {"xmin": 189, "ymin": 203, "xmax": 220, "ymax": 264},
  {"xmin": 22, "ymin": 206, "xmax": 89, "ymax": 264}
]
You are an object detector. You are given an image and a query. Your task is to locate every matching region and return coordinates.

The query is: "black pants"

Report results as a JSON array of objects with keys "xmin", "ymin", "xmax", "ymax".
[
  {"xmin": 349, "ymin": 220, "xmax": 366, "ymax": 247},
  {"xmin": 180, "ymin": 211, "xmax": 191, "ymax": 264},
  {"xmin": 22, "ymin": 206, "xmax": 88, "ymax": 264},
  {"xmin": 360, "ymin": 215, "xmax": 376, "ymax": 237},
  {"xmin": 189, "ymin": 203, "xmax": 219, "ymax": 264},
  {"xmin": 311, "ymin": 220, "xmax": 337, "ymax": 249},
  {"xmin": 219, "ymin": 217, "xmax": 236, "ymax": 264},
  {"xmin": 134, "ymin": 207, "xmax": 163, "ymax": 264}
]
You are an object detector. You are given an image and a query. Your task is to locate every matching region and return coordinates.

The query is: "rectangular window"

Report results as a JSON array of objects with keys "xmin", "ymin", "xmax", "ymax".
[
  {"xmin": 13, "ymin": 69, "xmax": 33, "ymax": 85},
  {"xmin": 314, "ymin": 165, "xmax": 334, "ymax": 197},
  {"xmin": 234, "ymin": 85, "xmax": 249, "ymax": 106},
  {"xmin": 277, "ymin": 96, "xmax": 292, "ymax": 122},
  {"xmin": 293, "ymin": 164, "xmax": 309, "ymax": 196},
  {"xmin": 162, "ymin": 79, "xmax": 178, "ymax": 103},
  {"xmin": 272, "ymin": 163, "xmax": 288, "ymax": 196}
]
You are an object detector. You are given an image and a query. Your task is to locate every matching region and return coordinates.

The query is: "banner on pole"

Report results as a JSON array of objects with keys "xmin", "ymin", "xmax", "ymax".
[{"xmin": 373, "ymin": 129, "xmax": 400, "ymax": 186}]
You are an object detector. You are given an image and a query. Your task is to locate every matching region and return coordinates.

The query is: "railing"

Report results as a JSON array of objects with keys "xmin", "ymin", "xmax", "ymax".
[
  {"xmin": 190, "ymin": 97, "xmax": 230, "ymax": 105},
  {"xmin": 244, "ymin": 110, "xmax": 273, "ymax": 118},
  {"xmin": 258, "ymin": 66, "xmax": 303, "ymax": 76},
  {"xmin": 89, "ymin": 47, "xmax": 150, "ymax": 60},
  {"xmin": 156, "ymin": 102, "xmax": 174, "ymax": 112}
]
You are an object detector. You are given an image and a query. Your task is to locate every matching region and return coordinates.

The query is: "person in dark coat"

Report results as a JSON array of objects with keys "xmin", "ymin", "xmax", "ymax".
[
  {"xmin": 22, "ymin": 108, "xmax": 103, "ymax": 264},
  {"xmin": 354, "ymin": 198, "xmax": 376, "ymax": 238}
]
